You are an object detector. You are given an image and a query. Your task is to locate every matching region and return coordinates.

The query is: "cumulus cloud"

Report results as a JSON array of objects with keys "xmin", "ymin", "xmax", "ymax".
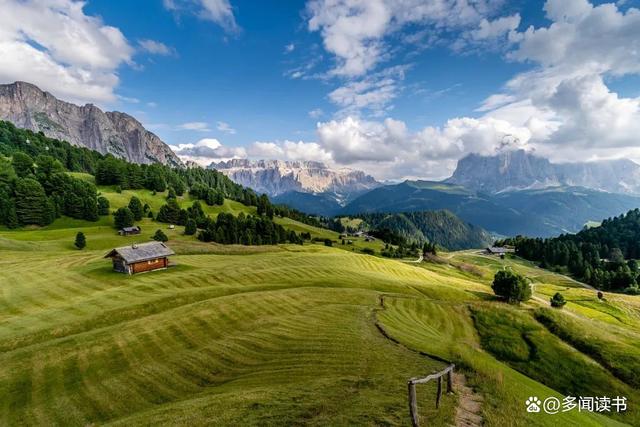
[
  {"xmin": 0, "ymin": 0, "xmax": 134, "ymax": 104},
  {"xmin": 172, "ymin": 138, "xmax": 246, "ymax": 165},
  {"xmin": 164, "ymin": 0, "xmax": 239, "ymax": 33},
  {"xmin": 310, "ymin": 115, "xmax": 532, "ymax": 180},
  {"xmin": 480, "ymin": 0, "xmax": 640, "ymax": 160}
]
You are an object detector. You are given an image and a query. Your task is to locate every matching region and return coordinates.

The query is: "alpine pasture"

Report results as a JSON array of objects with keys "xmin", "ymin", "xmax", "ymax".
[{"xmin": 1, "ymin": 188, "xmax": 639, "ymax": 426}]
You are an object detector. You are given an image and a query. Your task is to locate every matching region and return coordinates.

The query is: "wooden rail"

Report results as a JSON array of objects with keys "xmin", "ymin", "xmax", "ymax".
[{"xmin": 407, "ymin": 364, "xmax": 455, "ymax": 427}]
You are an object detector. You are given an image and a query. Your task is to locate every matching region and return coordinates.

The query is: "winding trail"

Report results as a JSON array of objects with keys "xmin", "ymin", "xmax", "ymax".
[{"xmin": 374, "ymin": 294, "xmax": 484, "ymax": 427}]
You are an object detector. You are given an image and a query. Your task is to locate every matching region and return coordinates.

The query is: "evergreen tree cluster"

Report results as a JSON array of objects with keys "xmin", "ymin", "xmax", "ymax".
[
  {"xmin": 0, "ymin": 153, "xmax": 101, "ymax": 228},
  {"xmin": 502, "ymin": 209, "xmax": 640, "ymax": 292},
  {"xmin": 198, "ymin": 213, "xmax": 303, "ymax": 245},
  {"xmin": 0, "ymin": 120, "xmax": 324, "ymax": 232}
]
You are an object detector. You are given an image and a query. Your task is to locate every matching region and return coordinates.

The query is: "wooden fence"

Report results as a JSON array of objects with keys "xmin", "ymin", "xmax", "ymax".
[{"xmin": 407, "ymin": 364, "xmax": 455, "ymax": 427}]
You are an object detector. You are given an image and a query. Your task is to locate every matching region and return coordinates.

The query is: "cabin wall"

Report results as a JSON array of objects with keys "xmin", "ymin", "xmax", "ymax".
[{"xmin": 131, "ymin": 258, "xmax": 167, "ymax": 274}]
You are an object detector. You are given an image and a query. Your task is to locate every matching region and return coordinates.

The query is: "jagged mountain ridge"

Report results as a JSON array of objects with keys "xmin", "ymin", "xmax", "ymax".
[
  {"xmin": 446, "ymin": 149, "xmax": 640, "ymax": 195},
  {"xmin": 210, "ymin": 159, "xmax": 381, "ymax": 205},
  {"xmin": 0, "ymin": 81, "xmax": 182, "ymax": 166}
]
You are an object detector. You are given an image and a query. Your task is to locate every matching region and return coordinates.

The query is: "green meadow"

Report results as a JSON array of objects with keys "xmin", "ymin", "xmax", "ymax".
[{"xmin": 1, "ymin": 190, "xmax": 640, "ymax": 426}]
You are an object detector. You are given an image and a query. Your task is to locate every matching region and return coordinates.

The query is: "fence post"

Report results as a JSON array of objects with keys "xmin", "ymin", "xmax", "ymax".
[
  {"xmin": 447, "ymin": 370, "xmax": 453, "ymax": 394},
  {"xmin": 436, "ymin": 376, "xmax": 442, "ymax": 409},
  {"xmin": 408, "ymin": 381, "xmax": 419, "ymax": 427}
]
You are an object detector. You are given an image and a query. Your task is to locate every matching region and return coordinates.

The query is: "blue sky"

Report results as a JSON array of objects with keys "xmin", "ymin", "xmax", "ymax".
[{"xmin": 2, "ymin": 0, "xmax": 640, "ymax": 179}]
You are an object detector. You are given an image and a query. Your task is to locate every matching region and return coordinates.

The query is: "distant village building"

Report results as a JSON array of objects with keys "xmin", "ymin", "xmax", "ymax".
[
  {"xmin": 485, "ymin": 246, "xmax": 515, "ymax": 256},
  {"xmin": 118, "ymin": 226, "xmax": 141, "ymax": 236},
  {"xmin": 105, "ymin": 241, "xmax": 174, "ymax": 275}
]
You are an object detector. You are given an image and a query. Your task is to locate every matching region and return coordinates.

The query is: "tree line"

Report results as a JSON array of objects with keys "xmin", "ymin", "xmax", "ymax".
[
  {"xmin": 0, "ymin": 120, "xmax": 323, "ymax": 236},
  {"xmin": 499, "ymin": 209, "xmax": 640, "ymax": 292},
  {"xmin": 0, "ymin": 153, "xmax": 105, "ymax": 227}
]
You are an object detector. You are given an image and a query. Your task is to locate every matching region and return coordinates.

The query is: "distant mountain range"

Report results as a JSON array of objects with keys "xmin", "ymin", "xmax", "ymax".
[
  {"xmin": 210, "ymin": 159, "xmax": 380, "ymax": 212},
  {"xmin": 0, "ymin": 81, "xmax": 182, "ymax": 166},
  {"xmin": 447, "ymin": 149, "xmax": 640, "ymax": 195},
  {"xmin": 212, "ymin": 151, "xmax": 640, "ymax": 237},
  {"xmin": 341, "ymin": 180, "xmax": 640, "ymax": 237}
]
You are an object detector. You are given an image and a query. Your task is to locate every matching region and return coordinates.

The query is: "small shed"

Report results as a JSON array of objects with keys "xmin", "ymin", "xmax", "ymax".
[
  {"xmin": 118, "ymin": 226, "xmax": 141, "ymax": 236},
  {"xmin": 486, "ymin": 246, "xmax": 514, "ymax": 255},
  {"xmin": 105, "ymin": 241, "xmax": 174, "ymax": 275}
]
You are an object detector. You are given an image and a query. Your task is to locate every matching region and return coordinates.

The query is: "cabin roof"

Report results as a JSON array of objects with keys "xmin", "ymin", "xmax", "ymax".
[
  {"xmin": 105, "ymin": 241, "xmax": 174, "ymax": 263},
  {"xmin": 120, "ymin": 226, "xmax": 141, "ymax": 232},
  {"xmin": 487, "ymin": 246, "xmax": 508, "ymax": 254}
]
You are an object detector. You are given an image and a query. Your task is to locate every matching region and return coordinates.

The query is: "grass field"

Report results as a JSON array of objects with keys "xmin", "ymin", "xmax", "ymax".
[{"xmin": 1, "ymin": 191, "xmax": 640, "ymax": 426}]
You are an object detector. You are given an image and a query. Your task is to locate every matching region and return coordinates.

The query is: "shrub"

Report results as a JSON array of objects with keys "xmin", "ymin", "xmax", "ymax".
[
  {"xmin": 74, "ymin": 232, "xmax": 86, "ymax": 249},
  {"xmin": 361, "ymin": 248, "xmax": 375, "ymax": 255},
  {"xmin": 550, "ymin": 292, "xmax": 567, "ymax": 308},
  {"xmin": 153, "ymin": 229, "xmax": 168, "ymax": 242},
  {"xmin": 492, "ymin": 270, "xmax": 531, "ymax": 304},
  {"xmin": 324, "ymin": 238, "xmax": 333, "ymax": 247}
]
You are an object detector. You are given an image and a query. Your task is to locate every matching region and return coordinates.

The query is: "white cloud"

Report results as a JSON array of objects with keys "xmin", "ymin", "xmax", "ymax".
[
  {"xmin": 138, "ymin": 39, "xmax": 176, "ymax": 56},
  {"xmin": 0, "ymin": 0, "xmax": 133, "ymax": 104},
  {"xmin": 117, "ymin": 95, "xmax": 140, "ymax": 104},
  {"xmin": 177, "ymin": 121, "xmax": 211, "ymax": 131},
  {"xmin": 284, "ymin": 43, "xmax": 295, "ymax": 53},
  {"xmin": 306, "ymin": 0, "xmax": 504, "ymax": 77},
  {"xmin": 308, "ymin": 108, "xmax": 324, "ymax": 119},
  {"xmin": 147, "ymin": 102, "xmax": 158, "ymax": 108},
  {"xmin": 164, "ymin": 0, "xmax": 239, "ymax": 33},
  {"xmin": 328, "ymin": 65, "xmax": 407, "ymax": 116},
  {"xmin": 172, "ymin": 137, "xmax": 246, "ymax": 165},
  {"xmin": 471, "ymin": 15, "xmax": 520, "ymax": 40},
  {"xmin": 477, "ymin": 0, "xmax": 640, "ymax": 161},
  {"xmin": 216, "ymin": 121, "xmax": 236, "ymax": 134}
]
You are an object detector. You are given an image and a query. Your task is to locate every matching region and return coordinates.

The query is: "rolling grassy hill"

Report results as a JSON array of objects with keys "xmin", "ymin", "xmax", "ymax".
[{"xmin": 1, "ymin": 189, "xmax": 640, "ymax": 426}]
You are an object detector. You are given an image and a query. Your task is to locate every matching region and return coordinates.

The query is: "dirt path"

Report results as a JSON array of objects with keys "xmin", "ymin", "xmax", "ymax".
[{"xmin": 453, "ymin": 372, "xmax": 484, "ymax": 427}]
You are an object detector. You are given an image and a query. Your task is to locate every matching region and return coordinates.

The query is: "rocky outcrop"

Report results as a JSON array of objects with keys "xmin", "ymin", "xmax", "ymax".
[
  {"xmin": 447, "ymin": 149, "xmax": 640, "ymax": 195},
  {"xmin": 0, "ymin": 81, "xmax": 182, "ymax": 166},
  {"xmin": 210, "ymin": 159, "xmax": 380, "ymax": 203}
]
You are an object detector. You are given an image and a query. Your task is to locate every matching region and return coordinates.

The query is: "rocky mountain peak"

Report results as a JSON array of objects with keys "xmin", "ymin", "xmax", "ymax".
[
  {"xmin": 0, "ymin": 81, "xmax": 182, "ymax": 167},
  {"xmin": 209, "ymin": 158, "xmax": 380, "ymax": 202},
  {"xmin": 447, "ymin": 149, "xmax": 640, "ymax": 195}
]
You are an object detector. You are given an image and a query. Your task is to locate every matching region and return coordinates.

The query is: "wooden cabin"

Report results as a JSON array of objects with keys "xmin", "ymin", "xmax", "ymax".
[
  {"xmin": 118, "ymin": 226, "xmax": 141, "ymax": 236},
  {"xmin": 485, "ymin": 246, "xmax": 515, "ymax": 256},
  {"xmin": 105, "ymin": 242, "xmax": 174, "ymax": 275}
]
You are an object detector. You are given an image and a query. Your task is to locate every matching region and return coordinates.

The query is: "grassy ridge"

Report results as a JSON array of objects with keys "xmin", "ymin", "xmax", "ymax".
[{"xmin": 1, "ymin": 190, "xmax": 640, "ymax": 425}]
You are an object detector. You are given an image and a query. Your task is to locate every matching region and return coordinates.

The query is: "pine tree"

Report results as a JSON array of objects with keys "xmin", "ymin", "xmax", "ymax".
[
  {"xmin": 184, "ymin": 219, "xmax": 197, "ymax": 235},
  {"xmin": 74, "ymin": 232, "xmax": 86, "ymax": 249},
  {"xmin": 114, "ymin": 207, "xmax": 134, "ymax": 229},
  {"xmin": 97, "ymin": 196, "xmax": 110, "ymax": 215},
  {"xmin": 14, "ymin": 178, "xmax": 50, "ymax": 225},
  {"xmin": 12, "ymin": 152, "xmax": 34, "ymax": 178},
  {"xmin": 153, "ymin": 229, "xmax": 168, "ymax": 242},
  {"xmin": 128, "ymin": 196, "xmax": 144, "ymax": 220}
]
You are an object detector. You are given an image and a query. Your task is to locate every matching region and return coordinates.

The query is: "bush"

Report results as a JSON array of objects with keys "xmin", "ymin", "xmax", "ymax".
[
  {"xmin": 324, "ymin": 238, "xmax": 333, "ymax": 247},
  {"xmin": 492, "ymin": 270, "xmax": 531, "ymax": 304},
  {"xmin": 153, "ymin": 229, "xmax": 168, "ymax": 242},
  {"xmin": 361, "ymin": 248, "xmax": 375, "ymax": 255},
  {"xmin": 74, "ymin": 232, "xmax": 86, "ymax": 249},
  {"xmin": 550, "ymin": 292, "xmax": 567, "ymax": 308}
]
